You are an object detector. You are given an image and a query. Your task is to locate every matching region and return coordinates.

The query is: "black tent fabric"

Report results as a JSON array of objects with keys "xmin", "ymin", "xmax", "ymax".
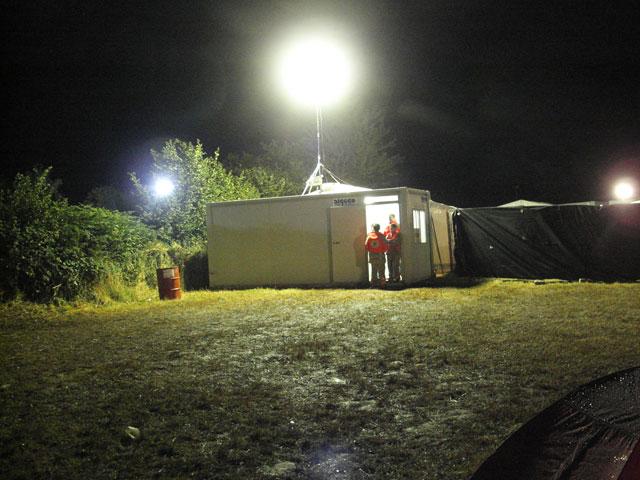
[
  {"xmin": 454, "ymin": 204, "xmax": 640, "ymax": 280},
  {"xmin": 470, "ymin": 367, "xmax": 640, "ymax": 480}
]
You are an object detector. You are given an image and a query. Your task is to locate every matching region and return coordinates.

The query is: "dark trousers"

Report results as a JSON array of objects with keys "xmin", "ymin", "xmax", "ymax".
[
  {"xmin": 368, "ymin": 252, "xmax": 386, "ymax": 286},
  {"xmin": 387, "ymin": 252, "xmax": 401, "ymax": 281}
]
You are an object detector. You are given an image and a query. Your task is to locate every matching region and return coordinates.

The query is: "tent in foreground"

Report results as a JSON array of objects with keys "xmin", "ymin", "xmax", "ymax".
[{"xmin": 470, "ymin": 367, "xmax": 640, "ymax": 480}]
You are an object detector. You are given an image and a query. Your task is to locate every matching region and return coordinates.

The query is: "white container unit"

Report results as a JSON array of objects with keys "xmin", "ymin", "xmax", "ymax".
[{"xmin": 206, "ymin": 187, "xmax": 434, "ymax": 288}]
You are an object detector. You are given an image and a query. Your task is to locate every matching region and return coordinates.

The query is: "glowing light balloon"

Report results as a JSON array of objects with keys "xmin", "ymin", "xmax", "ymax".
[{"xmin": 277, "ymin": 36, "xmax": 353, "ymax": 107}]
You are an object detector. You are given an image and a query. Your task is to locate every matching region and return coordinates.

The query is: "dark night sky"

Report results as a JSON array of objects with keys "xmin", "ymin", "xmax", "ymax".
[{"xmin": 3, "ymin": 1, "xmax": 639, "ymax": 206}]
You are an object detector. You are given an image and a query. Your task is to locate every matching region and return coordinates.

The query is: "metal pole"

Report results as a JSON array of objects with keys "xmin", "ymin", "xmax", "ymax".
[
  {"xmin": 315, "ymin": 104, "xmax": 322, "ymax": 168},
  {"xmin": 302, "ymin": 105, "xmax": 324, "ymax": 195}
]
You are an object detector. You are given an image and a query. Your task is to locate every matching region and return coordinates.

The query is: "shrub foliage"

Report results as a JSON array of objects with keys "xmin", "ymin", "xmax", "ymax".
[
  {"xmin": 0, "ymin": 169, "xmax": 162, "ymax": 302},
  {"xmin": 2, "ymin": 139, "xmax": 270, "ymax": 302},
  {"xmin": 130, "ymin": 139, "xmax": 259, "ymax": 246}
]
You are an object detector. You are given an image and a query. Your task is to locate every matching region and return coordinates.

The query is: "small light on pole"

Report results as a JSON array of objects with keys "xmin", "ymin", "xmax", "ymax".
[
  {"xmin": 153, "ymin": 177, "xmax": 175, "ymax": 198},
  {"xmin": 613, "ymin": 180, "xmax": 636, "ymax": 201}
]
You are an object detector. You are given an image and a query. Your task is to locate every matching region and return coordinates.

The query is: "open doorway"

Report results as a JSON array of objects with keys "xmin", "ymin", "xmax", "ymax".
[{"xmin": 364, "ymin": 197, "xmax": 401, "ymax": 282}]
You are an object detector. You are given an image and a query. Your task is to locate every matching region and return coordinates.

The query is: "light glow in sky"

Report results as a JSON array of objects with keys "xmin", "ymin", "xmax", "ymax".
[{"xmin": 277, "ymin": 36, "xmax": 353, "ymax": 107}]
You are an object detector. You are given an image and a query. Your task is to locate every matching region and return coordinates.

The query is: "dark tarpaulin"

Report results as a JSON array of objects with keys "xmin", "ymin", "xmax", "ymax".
[
  {"xmin": 453, "ymin": 204, "xmax": 640, "ymax": 280},
  {"xmin": 470, "ymin": 367, "xmax": 640, "ymax": 480}
]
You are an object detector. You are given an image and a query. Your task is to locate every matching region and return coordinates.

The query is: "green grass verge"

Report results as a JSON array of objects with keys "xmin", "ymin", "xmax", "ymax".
[{"xmin": 1, "ymin": 280, "xmax": 639, "ymax": 479}]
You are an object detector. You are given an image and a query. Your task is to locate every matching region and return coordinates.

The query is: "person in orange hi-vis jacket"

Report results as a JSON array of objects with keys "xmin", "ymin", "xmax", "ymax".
[
  {"xmin": 365, "ymin": 223, "xmax": 388, "ymax": 288},
  {"xmin": 385, "ymin": 223, "xmax": 402, "ymax": 282},
  {"xmin": 382, "ymin": 213, "xmax": 400, "ymax": 237}
]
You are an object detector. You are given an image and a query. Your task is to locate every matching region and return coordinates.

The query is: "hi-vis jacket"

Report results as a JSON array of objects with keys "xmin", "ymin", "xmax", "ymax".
[
  {"xmin": 383, "ymin": 220, "xmax": 400, "ymax": 237},
  {"xmin": 365, "ymin": 231, "xmax": 388, "ymax": 254},
  {"xmin": 386, "ymin": 230, "xmax": 402, "ymax": 253}
]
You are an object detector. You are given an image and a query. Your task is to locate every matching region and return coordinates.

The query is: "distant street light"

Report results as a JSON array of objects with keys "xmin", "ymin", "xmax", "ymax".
[
  {"xmin": 277, "ymin": 35, "xmax": 354, "ymax": 194},
  {"xmin": 153, "ymin": 177, "xmax": 175, "ymax": 198},
  {"xmin": 613, "ymin": 179, "xmax": 635, "ymax": 201}
]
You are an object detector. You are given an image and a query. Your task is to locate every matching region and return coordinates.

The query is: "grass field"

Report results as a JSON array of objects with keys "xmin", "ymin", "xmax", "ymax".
[{"xmin": 1, "ymin": 280, "xmax": 639, "ymax": 479}]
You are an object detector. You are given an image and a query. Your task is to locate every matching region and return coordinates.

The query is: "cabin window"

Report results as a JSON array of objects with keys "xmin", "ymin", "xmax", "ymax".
[{"xmin": 412, "ymin": 209, "xmax": 427, "ymax": 244}]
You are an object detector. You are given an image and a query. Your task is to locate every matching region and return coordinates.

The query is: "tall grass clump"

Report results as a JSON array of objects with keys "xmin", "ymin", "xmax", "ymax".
[
  {"xmin": 167, "ymin": 242, "xmax": 209, "ymax": 291},
  {"xmin": 0, "ymin": 169, "xmax": 169, "ymax": 303}
]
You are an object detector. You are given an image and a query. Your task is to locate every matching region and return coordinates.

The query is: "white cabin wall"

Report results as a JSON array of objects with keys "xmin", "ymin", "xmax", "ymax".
[
  {"xmin": 208, "ymin": 198, "xmax": 333, "ymax": 287},
  {"xmin": 206, "ymin": 188, "xmax": 435, "ymax": 288},
  {"xmin": 401, "ymin": 190, "xmax": 433, "ymax": 283}
]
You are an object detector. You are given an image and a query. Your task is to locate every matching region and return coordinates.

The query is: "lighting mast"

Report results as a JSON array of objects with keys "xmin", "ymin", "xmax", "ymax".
[{"xmin": 277, "ymin": 35, "xmax": 353, "ymax": 194}]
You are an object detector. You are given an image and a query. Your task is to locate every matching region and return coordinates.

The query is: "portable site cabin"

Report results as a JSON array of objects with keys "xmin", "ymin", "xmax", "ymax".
[{"xmin": 206, "ymin": 187, "xmax": 435, "ymax": 288}]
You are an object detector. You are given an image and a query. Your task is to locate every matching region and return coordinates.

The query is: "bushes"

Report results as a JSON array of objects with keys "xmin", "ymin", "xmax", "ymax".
[
  {"xmin": 0, "ymin": 169, "xmax": 167, "ymax": 302},
  {"xmin": 166, "ymin": 243, "xmax": 209, "ymax": 291},
  {"xmin": 182, "ymin": 248, "xmax": 209, "ymax": 291},
  {"xmin": 3, "ymin": 138, "xmax": 246, "ymax": 303},
  {"xmin": 130, "ymin": 139, "xmax": 259, "ymax": 246},
  {"xmin": 136, "ymin": 242, "xmax": 210, "ymax": 294},
  {"xmin": 1, "ymin": 169, "xmax": 72, "ymax": 301}
]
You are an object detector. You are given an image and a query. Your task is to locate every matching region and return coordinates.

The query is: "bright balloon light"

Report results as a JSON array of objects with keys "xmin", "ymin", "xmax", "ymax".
[
  {"xmin": 153, "ymin": 177, "xmax": 175, "ymax": 198},
  {"xmin": 278, "ymin": 36, "xmax": 353, "ymax": 107},
  {"xmin": 613, "ymin": 180, "xmax": 635, "ymax": 201}
]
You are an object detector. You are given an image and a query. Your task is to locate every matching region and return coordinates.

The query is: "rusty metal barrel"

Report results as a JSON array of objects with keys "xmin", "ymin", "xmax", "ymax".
[{"xmin": 156, "ymin": 266, "xmax": 182, "ymax": 300}]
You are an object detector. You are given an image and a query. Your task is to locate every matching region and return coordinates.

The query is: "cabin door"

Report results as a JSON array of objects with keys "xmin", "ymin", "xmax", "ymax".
[{"xmin": 330, "ymin": 206, "xmax": 368, "ymax": 283}]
